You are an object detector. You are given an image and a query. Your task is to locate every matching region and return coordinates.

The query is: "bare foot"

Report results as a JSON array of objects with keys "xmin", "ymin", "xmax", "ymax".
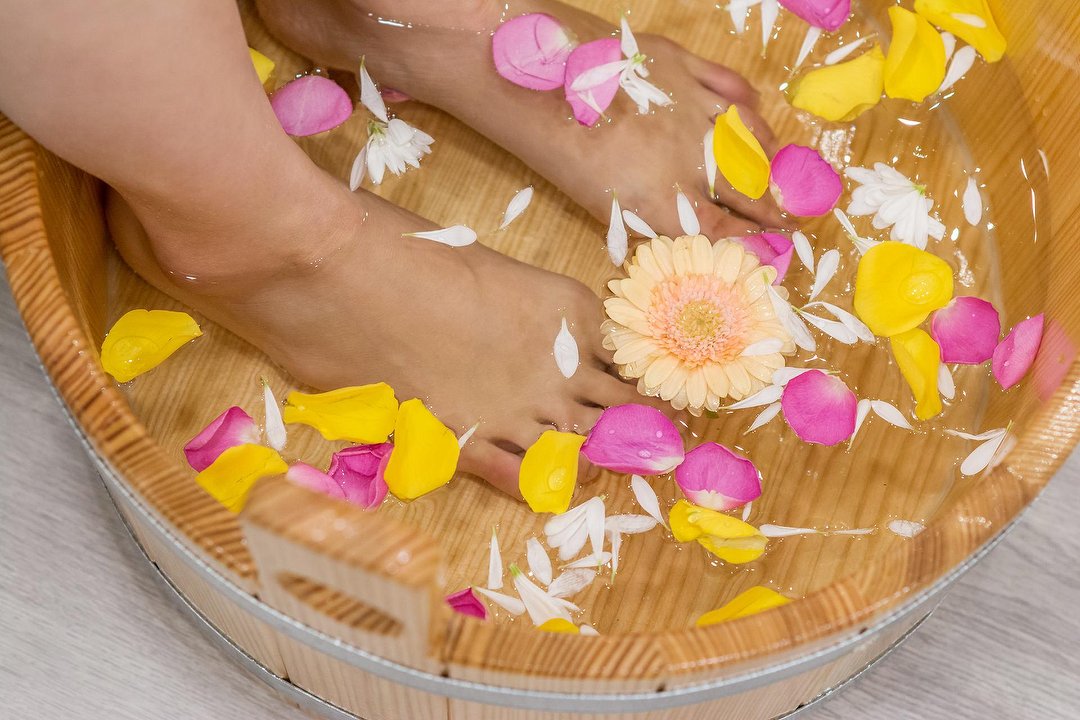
[
  {"xmin": 108, "ymin": 179, "xmax": 643, "ymax": 496},
  {"xmin": 255, "ymin": 0, "xmax": 787, "ymax": 237}
]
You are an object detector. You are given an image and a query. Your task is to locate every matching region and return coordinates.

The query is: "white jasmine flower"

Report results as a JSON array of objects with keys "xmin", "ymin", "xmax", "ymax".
[
  {"xmin": 844, "ymin": 163, "xmax": 945, "ymax": 249},
  {"xmin": 570, "ymin": 17, "xmax": 672, "ymax": 116},
  {"xmin": 350, "ymin": 60, "xmax": 433, "ymax": 189}
]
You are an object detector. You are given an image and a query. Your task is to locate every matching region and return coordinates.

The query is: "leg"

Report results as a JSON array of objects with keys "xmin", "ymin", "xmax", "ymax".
[{"xmin": 0, "ymin": 0, "xmax": 645, "ymax": 494}]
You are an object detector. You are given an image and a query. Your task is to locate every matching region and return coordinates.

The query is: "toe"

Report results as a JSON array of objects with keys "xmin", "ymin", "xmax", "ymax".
[
  {"xmin": 689, "ymin": 57, "xmax": 761, "ymax": 109},
  {"xmin": 696, "ymin": 192, "xmax": 763, "ymax": 237},
  {"xmin": 578, "ymin": 369, "xmax": 650, "ymax": 409},
  {"xmin": 460, "ymin": 441, "xmax": 523, "ymax": 499}
]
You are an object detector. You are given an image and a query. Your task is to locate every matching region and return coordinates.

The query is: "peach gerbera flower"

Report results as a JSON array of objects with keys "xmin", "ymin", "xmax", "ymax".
[{"xmin": 602, "ymin": 235, "xmax": 795, "ymax": 414}]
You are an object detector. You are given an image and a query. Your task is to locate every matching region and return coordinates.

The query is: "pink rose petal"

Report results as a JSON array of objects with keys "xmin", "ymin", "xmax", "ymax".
[
  {"xmin": 183, "ymin": 406, "xmax": 260, "ymax": 472},
  {"xmin": 564, "ymin": 38, "xmax": 623, "ymax": 126},
  {"xmin": 1032, "ymin": 319, "xmax": 1077, "ymax": 401},
  {"xmin": 286, "ymin": 462, "xmax": 346, "ymax": 501},
  {"xmin": 270, "ymin": 75, "xmax": 353, "ymax": 137},
  {"xmin": 737, "ymin": 233, "xmax": 795, "ymax": 284},
  {"xmin": 781, "ymin": 369, "xmax": 857, "ymax": 446},
  {"xmin": 328, "ymin": 443, "xmax": 393, "ymax": 509},
  {"xmin": 674, "ymin": 442, "xmax": 761, "ymax": 511},
  {"xmin": 581, "ymin": 404, "xmax": 685, "ymax": 475},
  {"xmin": 769, "ymin": 144, "xmax": 843, "ymax": 217},
  {"xmin": 992, "ymin": 314, "xmax": 1045, "ymax": 390},
  {"xmin": 778, "ymin": 0, "xmax": 852, "ymax": 32},
  {"xmin": 930, "ymin": 296, "xmax": 1001, "ymax": 365},
  {"xmin": 493, "ymin": 13, "xmax": 575, "ymax": 91},
  {"xmin": 446, "ymin": 587, "xmax": 488, "ymax": 620}
]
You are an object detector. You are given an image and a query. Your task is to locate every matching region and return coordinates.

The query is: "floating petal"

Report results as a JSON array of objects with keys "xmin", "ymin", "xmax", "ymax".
[
  {"xmin": 760, "ymin": 0, "xmax": 780, "ymax": 49},
  {"xmin": 512, "ymin": 565, "xmax": 572, "ymax": 625},
  {"xmin": 631, "ymin": 475, "xmax": 667, "ymax": 528},
  {"xmin": 769, "ymin": 144, "xmax": 842, "ymax": 217},
  {"xmin": 696, "ymin": 586, "xmax": 791, "ymax": 626},
  {"xmin": 492, "ymin": 13, "xmax": 574, "ymax": 91},
  {"xmin": 489, "ymin": 529, "xmax": 504, "ymax": 590},
  {"xmin": 607, "ymin": 196, "xmax": 628, "ymax": 265},
  {"xmin": 675, "ymin": 443, "xmax": 761, "ymax": 511},
  {"xmin": 890, "ymin": 328, "xmax": 943, "ymax": 420},
  {"xmin": 581, "ymin": 404, "xmax": 685, "ymax": 475},
  {"xmin": 938, "ymin": 363, "xmax": 956, "ymax": 399},
  {"xmin": 328, "ymin": 443, "xmax": 392, "ymax": 509},
  {"xmin": 887, "ymin": 519, "xmax": 925, "ymax": 537},
  {"xmin": 500, "ymin": 186, "xmax": 534, "ymax": 230},
  {"xmin": 184, "ymin": 406, "xmax": 260, "ymax": 472},
  {"xmin": 349, "ymin": 144, "xmax": 368, "ymax": 191},
  {"xmin": 745, "ymin": 402, "xmax": 782, "ymax": 434},
  {"xmin": 262, "ymin": 382, "xmax": 287, "ymax": 451},
  {"xmin": 538, "ymin": 618, "xmax": 580, "ymax": 634},
  {"xmin": 622, "ymin": 209, "xmax": 657, "ymax": 238},
  {"xmin": 852, "ymin": 398, "xmax": 872, "ymax": 439},
  {"xmin": 884, "ymin": 6, "xmax": 947, "ymax": 102},
  {"xmin": 930, "ymin": 296, "xmax": 1000, "ymax": 364},
  {"xmin": 285, "ymin": 462, "xmax": 344, "ymax": 500},
  {"xmin": 807, "ymin": 248, "xmax": 839, "ymax": 302},
  {"xmin": 962, "ymin": 176, "xmax": 983, "ymax": 226},
  {"xmin": 794, "ymin": 26, "xmax": 823, "ymax": 68},
  {"xmin": 520, "ymin": 431, "xmax": 588, "ymax": 514},
  {"xmin": 959, "ymin": 429, "xmax": 1008, "ymax": 475},
  {"xmin": 870, "ymin": 400, "xmax": 913, "ymax": 429},
  {"xmin": 801, "ymin": 311, "xmax": 858, "ymax": 344},
  {"xmin": 810, "ymin": 301, "xmax": 876, "ymax": 342},
  {"xmin": 405, "ymin": 225, "xmax": 477, "ymax": 247},
  {"xmin": 792, "ymin": 231, "xmax": 815, "ymax": 272},
  {"xmin": 358, "ymin": 58, "xmax": 389, "ymax": 122},
  {"xmin": 938, "ymin": 45, "xmax": 977, "ymax": 93},
  {"xmin": 554, "ymin": 318, "xmax": 580, "ymax": 379},
  {"xmin": 853, "ymin": 241, "xmax": 954, "ymax": 337},
  {"xmin": 669, "ymin": 500, "xmax": 767, "ymax": 564},
  {"xmin": 759, "ymin": 524, "xmax": 820, "ymax": 537},
  {"xmin": 606, "ymin": 514, "xmax": 658, "ymax": 534},
  {"xmin": 195, "ymin": 444, "xmax": 287, "ymax": 513},
  {"xmin": 270, "ymin": 75, "xmax": 353, "ymax": 137},
  {"xmin": 564, "ymin": 39, "xmax": 623, "ymax": 126},
  {"xmin": 383, "ymin": 399, "xmax": 460, "ymax": 500},
  {"xmin": 475, "ymin": 587, "xmax": 526, "ymax": 616},
  {"xmin": 825, "ymin": 36, "xmax": 869, "ymax": 65},
  {"xmin": 101, "ymin": 309, "xmax": 202, "ymax": 383},
  {"xmin": 787, "ymin": 46, "xmax": 885, "ymax": 122},
  {"xmin": 737, "ymin": 233, "xmax": 794, "ymax": 284},
  {"xmin": 547, "ymin": 568, "xmax": 596, "ymax": 598},
  {"xmin": 713, "ymin": 105, "xmax": 770, "ymax": 199},
  {"xmin": 526, "ymin": 537, "xmax": 553, "ymax": 586},
  {"xmin": 779, "ymin": 0, "xmax": 851, "ymax": 31},
  {"xmin": 446, "ymin": 588, "xmax": 487, "ymax": 620},
  {"xmin": 248, "ymin": 47, "xmax": 275, "ymax": 86},
  {"xmin": 913, "ymin": 0, "xmax": 1005, "ymax": 62},
  {"xmin": 283, "ymin": 384, "xmax": 398, "ymax": 443},
  {"xmin": 781, "ymin": 369, "xmax": 857, "ymax": 445},
  {"xmin": 992, "ymin": 314, "xmax": 1044, "ymax": 389},
  {"xmin": 562, "ymin": 552, "xmax": 612, "ymax": 569},
  {"xmin": 703, "ymin": 128, "xmax": 718, "ymax": 196},
  {"xmin": 676, "ymin": 191, "xmax": 700, "ymax": 236}
]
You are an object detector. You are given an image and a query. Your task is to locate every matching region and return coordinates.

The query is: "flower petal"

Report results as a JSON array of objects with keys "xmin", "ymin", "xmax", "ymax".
[
  {"xmin": 184, "ymin": 406, "xmax": 260, "ymax": 472},
  {"xmin": 195, "ymin": 444, "xmax": 288, "ymax": 513},
  {"xmin": 884, "ymin": 6, "xmax": 948, "ymax": 103},
  {"xmin": 938, "ymin": 363, "xmax": 956, "ymax": 399},
  {"xmin": 930, "ymin": 296, "xmax": 1000, "ymax": 364},
  {"xmin": 538, "ymin": 618, "xmax": 580, "ymax": 634},
  {"xmin": 383, "ymin": 398, "xmax": 460, "ymax": 500},
  {"xmin": 512, "ymin": 565, "xmax": 572, "ymax": 624},
  {"xmin": 669, "ymin": 499, "xmax": 767, "ymax": 564},
  {"xmin": 631, "ymin": 475, "xmax": 667, "ymax": 528},
  {"xmin": 787, "ymin": 46, "xmax": 885, "ymax": 122},
  {"xmin": 852, "ymin": 397, "xmax": 872, "ymax": 439},
  {"xmin": 807, "ymin": 248, "xmax": 840, "ymax": 301},
  {"xmin": 349, "ymin": 143, "xmax": 368, "ymax": 191},
  {"xmin": 737, "ymin": 233, "xmax": 794, "ymax": 283},
  {"xmin": 713, "ymin": 105, "xmax": 771, "ymax": 199},
  {"xmin": 554, "ymin": 318, "xmax": 580, "ymax": 379},
  {"xmin": 622, "ymin": 209, "xmax": 658, "ymax": 238},
  {"xmin": 527, "ymin": 537, "xmax": 553, "ymax": 586},
  {"xmin": 703, "ymin": 128, "xmax": 718, "ymax": 196},
  {"xmin": 870, "ymin": 399, "xmax": 914, "ymax": 429},
  {"xmin": 792, "ymin": 231, "xmax": 815, "ymax": 272},
  {"xmin": 283, "ymin": 384, "xmax": 398, "ymax": 443},
  {"xmin": 960, "ymin": 430, "xmax": 1008, "ymax": 475},
  {"xmin": 992, "ymin": 314, "xmax": 1044, "ymax": 389},
  {"xmin": 358, "ymin": 58, "xmax": 389, "ymax": 122},
  {"xmin": 853, "ymin": 241, "xmax": 954, "ymax": 337},
  {"xmin": 262, "ymin": 381, "xmax": 287, "ymax": 451},
  {"xmin": 890, "ymin": 328, "xmax": 943, "ymax": 420},
  {"xmin": 405, "ymin": 225, "xmax": 478, "ymax": 247},
  {"xmin": 101, "ymin": 309, "xmax": 202, "ymax": 383},
  {"xmin": 676, "ymin": 191, "xmax": 701, "ymax": 235},
  {"xmin": 547, "ymin": 568, "xmax": 595, "ymax": 598},
  {"xmin": 769, "ymin": 144, "xmax": 842, "ymax": 217},
  {"xmin": 607, "ymin": 196, "xmax": 628, "ymax": 265},
  {"xmin": 580, "ymin": 404, "xmax": 685, "ymax": 475},
  {"xmin": 938, "ymin": 44, "xmax": 977, "ymax": 93},
  {"xmin": 781, "ymin": 369, "xmax": 858, "ymax": 445},
  {"xmin": 913, "ymin": 0, "xmax": 1006, "ymax": 62},
  {"xmin": 500, "ymin": 186, "xmax": 534, "ymax": 230},
  {"xmin": 286, "ymin": 462, "xmax": 345, "ymax": 500},
  {"xmin": 605, "ymin": 514, "xmax": 658, "ymax": 534},
  {"xmin": 962, "ymin": 176, "xmax": 983, "ymax": 226},
  {"xmin": 329, "ymin": 443, "xmax": 392, "ymax": 509},
  {"xmin": 492, "ymin": 13, "xmax": 574, "ymax": 91},
  {"xmin": 824, "ymin": 36, "xmax": 869, "ymax": 65},
  {"xmin": 675, "ymin": 442, "xmax": 762, "ymax": 511},
  {"xmin": 446, "ymin": 588, "xmax": 488, "ymax": 620},
  {"xmin": 248, "ymin": 47, "xmax": 275, "ymax": 86},
  {"xmin": 488, "ymin": 528, "xmax": 504, "ymax": 590},
  {"xmin": 779, "ymin": 0, "xmax": 852, "ymax": 31},
  {"xmin": 886, "ymin": 519, "xmax": 925, "ymax": 537},
  {"xmin": 564, "ymin": 39, "xmax": 623, "ymax": 126},
  {"xmin": 475, "ymin": 587, "xmax": 526, "ymax": 616},
  {"xmin": 270, "ymin": 75, "xmax": 353, "ymax": 137},
  {"xmin": 520, "ymin": 431, "xmax": 588, "ymax": 514},
  {"xmin": 696, "ymin": 586, "xmax": 791, "ymax": 626},
  {"xmin": 745, "ymin": 401, "xmax": 783, "ymax": 434}
]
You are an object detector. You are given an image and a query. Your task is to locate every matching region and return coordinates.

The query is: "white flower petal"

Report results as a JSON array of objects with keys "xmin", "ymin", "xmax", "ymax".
[
  {"xmin": 960, "ymin": 432, "xmax": 1008, "ymax": 476},
  {"xmin": 809, "ymin": 301, "xmax": 875, "ymax": 343},
  {"xmin": 605, "ymin": 514, "xmax": 658, "ymax": 534},
  {"xmin": 500, "ymin": 186, "xmax": 534, "ymax": 230},
  {"xmin": 609, "ymin": 530, "xmax": 623, "ymax": 577},
  {"xmin": 727, "ymin": 0, "xmax": 762, "ymax": 34},
  {"xmin": 622, "ymin": 209, "xmax": 657, "ymax": 238},
  {"xmin": 962, "ymin": 176, "xmax": 982, "ymax": 226},
  {"xmin": 571, "ymin": 60, "xmax": 628, "ymax": 92},
  {"xmin": 831, "ymin": 527, "xmax": 876, "ymax": 536},
  {"xmin": 514, "ymin": 569, "xmax": 572, "ymax": 624},
  {"xmin": 938, "ymin": 364, "xmax": 956, "ymax": 400},
  {"xmin": 946, "ymin": 427, "xmax": 1006, "ymax": 442},
  {"xmin": 406, "ymin": 225, "xmax": 477, "ymax": 247},
  {"xmin": 703, "ymin": 128, "xmax": 718, "ymax": 196},
  {"xmin": 767, "ymin": 285, "xmax": 816, "ymax": 352},
  {"xmin": 607, "ymin": 196, "xmax": 628, "ymax": 265},
  {"xmin": 579, "ymin": 624, "xmax": 600, "ymax": 636},
  {"xmin": 526, "ymin": 537, "xmax": 553, "ymax": 587},
  {"xmin": 801, "ymin": 311, "xmax": 858, "ymax": 344},
  {"xmin": 631, "ymin": 475, "xmax": 667, "ymax": 528},
  {"xmin": 745, "ymin": 401, "xmax": 782, "ymax": 434},
  {"xmin": 554, "ymin": 318, "xmax": 580, "ymax": 379},
  {"xmin": 488, "ymin": 529, "xmax": 503, "ymax": 590},
  {"xmin": 563, "ymin": 552, "xmax": 612, "ymax": 569},
  {"xmin": 349, "ymin": 144, "xmax": 368, "ymax": 191},
  {"xmin": 794, "ymin": 24, "xmax": 822, "ymax": 67},
  {"xmin": 939, "ymin": 44, "xmax": 977, "ymax": 94},
  {"xmin": 676, "ymin": 191, "xmax": 700, "ymax": 236},
  {"xmin": 808, "ymin": 249, "xmax": 840, "ymax": 301},
  {"xmin": 619, "ymin": 16, "xmax": 639, "ymax": 58},
  {"xmin": 262, "ymin": 381, "xmax": 286, "ymax": 452},
  {"xmin": 586, "ymin": 498, "xmax": 606, "ymax": 558},
  {"xmin": 792, "ymin": 231, "xmax": 815, "ymax": 273},
  {"xmin": 870, "ymin": 400, "xmax": 913, "ymax": 430},
  {"xmin": 940, "ymin": 32, "xmax": 956, "ymax": 61},
  {"xmin": 760, "ymin": 0, "xmax": 780, "ymax": 50},
  {"xmin": 358, "ymin": 59, "xmax": 389, "ymax": 122},
  {"xmin": 951, "ymin": 12, "xmax": 987, "ymax": 28},
  {"xmin": 725, "ymin": 383, "xmax": 784, "ymax": 409},
  {"xmin": 887, "ymin": 519, "xmax": 925, "ymax": 537},
  {"xmin": 760, "ymin": 524, "xmax": 820, "ymax": 538},
  {"xmin": 475, "ymin": 587, "xmax": 525, "ymax": 616},
  {"xmin": 825, "ymin": 36, "xmax": 870, "ymax": 65},
  {"xmin": 852, "ymin": 398, "xmax": 872, "ymax": 439},
  {"xmin": 547, "ymin": 568, "xmax": 596, "ymax": 599},
  {"xmin": 741, "ymin": 502, "xmax": 753, "ymax": 521},
  {"xmin": 458, "ymin": 422, "xmax": 479, "ymax": 448}
]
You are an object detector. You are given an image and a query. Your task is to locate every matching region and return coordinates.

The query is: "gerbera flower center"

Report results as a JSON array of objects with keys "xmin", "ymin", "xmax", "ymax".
[{"xmin": 648, "ymin": 274, "xmax": 751, "ymax": 367}]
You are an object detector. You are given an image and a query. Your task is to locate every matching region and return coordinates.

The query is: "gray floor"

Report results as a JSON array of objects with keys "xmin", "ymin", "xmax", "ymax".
[{"xmin": 1, "ymin": 274, "xmax": 1078, "ymax": 720}]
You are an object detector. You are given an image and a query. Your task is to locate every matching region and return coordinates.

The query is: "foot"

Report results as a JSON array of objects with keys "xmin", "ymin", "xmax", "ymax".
[
  {"xmin": 108, "ymin": 178, "xmax": 644, "ymax": 496},
  {"xmin": 255, "ymin": 0, "xmax": 787, "ymax": 238}
]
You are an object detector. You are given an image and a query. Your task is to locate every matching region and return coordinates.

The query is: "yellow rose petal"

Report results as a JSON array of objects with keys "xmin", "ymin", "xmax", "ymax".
[
  {"xmin": 914, "ymin": 0, "xmax": 1006, "ymax": 62},
  {"xmin": 788, "ymin": 46, "xmax": 885, "ymax": 122},
  {"xmin": 248, "ymin": 47, "xmax": 275, "ymax": 85},
  {"xmin": 890, "ymin": 328, "xmax": 943, "ymax": 420},
  {"xmin": 100, "ymin": 309, "xmax": 202, "ymax": 383},
  {"xmin": 884, "ymin": 6, "xmax": 947, "ymax": 102},
  {"xmin": 712, "ymin": 105, "xmax": 770, "ymax": 199},
  {"xmin": 538, "ymin": 618, "xmax": 580, "ymax": 634},
  {"xmin": 282, "ymin": 384, "xmax": 398, "ymax": 443},
  {"xmin": 696, "ymin": 586, "xmax": 791, "ymax": 627},
  {"xmin": 383, "ymin": 398, "xmax": 460, "ymax": 501},
  {"xmin": 853, "ymin": 241, "xmax": 954, "ymax": 337},
  {"xmin": 697, "ymin": 534, "xmax": 769, "ymax": 564},
  {"xmin": 196, "ymin": 443, "xmax": 287, "ymax": 513},
  {"xmin": 670, "ymin": 499, "xmax": 768, "ymax": 564},
  {"xmin": 519, "ymin": 430, "xmax": 587, "ymax": 514}
]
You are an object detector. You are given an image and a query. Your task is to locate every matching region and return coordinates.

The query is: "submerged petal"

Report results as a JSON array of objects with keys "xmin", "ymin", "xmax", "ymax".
[
  {"xmin": 446, "ymin": 588, "xmax": 488, "ymax": 620},
  {"xmin": 492, "ymin": 13, "xmax": 574, "ymax": 91},
  {"xmin": 930, "ymin": 296, "xmax": 1001, "ymax": 364},
  {"xmin": 675, "ymin": 442, "xmax": 762, "ymax": 510},
  {"xmin": 890, "ymin": 328, "xmax": 943, "ymax": 420},
  {"xmin": 913, "ymin": 0, "xmax": 1006, "ymax": 62},
  {"xmin": 286, "ymin": 462, "xmax": 345, "ymax": 500},
  {"xmin": 270, "ymin": 75, "xmax": 353, "ymax": 137},
  {"xmin": 520, "ymin": 430, "xmax": 588, "ymax": 514},
  {"xmin": 328, "ymin": 443, "xmax": 393, "ymax": 509},
  {"xmin": 283, "ymin": 384, "xmax": 398, "ymax": 443},
  {"xmin": 853, "ymin": 241, "xmax": 954, "ymax": 337},
  {"xmin": 788, "ymin": 46, "xmax": 885, "ymax": 122},
  {"xmin": 884, "ymin": 6, "xmax": 948, "ymax": 102},
  {"xmin": 713, "ymin": 105, "xmax": 771, "ymax": 199},
  {"xmin": 248, "ymin": 47, "xmax": 275, "ymax": 86},
  {"xmin": 780, "ymin": 369, "xmax": 857, "ymax": 445},
  {"xmin": 101, "ymin": 309, "xmax": 202, "ymax": 383},
  {"xmin": 669, "ymin": 499, "xmax": 767, "ymax": 564},
  {"xmin": 383, "ymin": 399, "xmax": 460, "ymax": 500},
  {"xmin": 696, "ymin": 586, "xmax": 791, "ymax": 626},
  {"xmin": 737, "ymin": 233, "xmax": 794, "ymax": 283},
  {"xmin": 195, "ymin": 444, "xmax": 288, "ymax": 513},
  {"xmin": 564, "ymin": 39, "xmax": 623, "ymax": 126},
  {"xmin": 184, "ymin": 406, "xmax": 260, "ymax": 472},
  {"xmin": 778, "ymin": 0, "xmax": 851, "ymax": 32},
  {"xmin": 769, "ymin": 144, "xmax": 842, "ymax": 217},
  {"xmin": 580, "ymin": 404, "xmax": 685, "ymax": 475},
  {"xmin": 992, "ymin": 314, "xmax": 1044, "ymax": 389}
]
